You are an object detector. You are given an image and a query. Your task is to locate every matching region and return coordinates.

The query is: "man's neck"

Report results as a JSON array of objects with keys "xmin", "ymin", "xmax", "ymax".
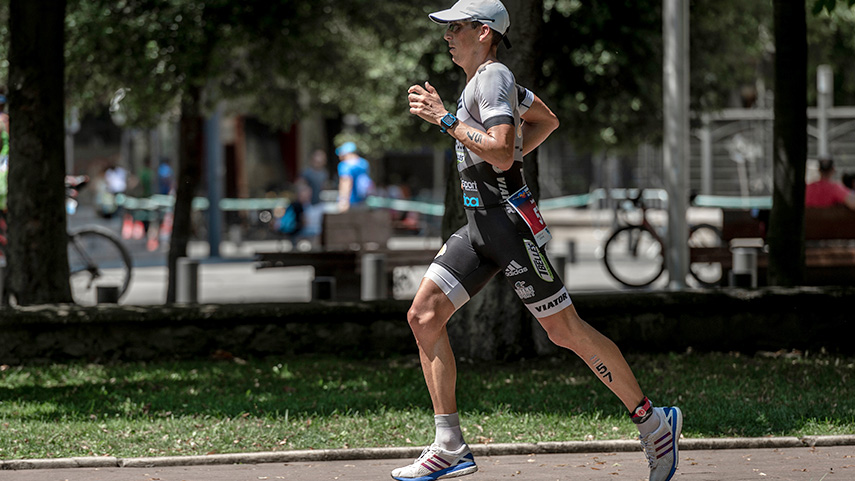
[{"xmin": 463, "ymin": 49, "xmax": 499, "ymax": 82}]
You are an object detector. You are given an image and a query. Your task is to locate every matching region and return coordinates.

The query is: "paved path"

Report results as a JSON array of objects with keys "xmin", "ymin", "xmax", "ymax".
[{"xmin": 2, "ymin": 446, "xmax": 852, "ymax": 480}]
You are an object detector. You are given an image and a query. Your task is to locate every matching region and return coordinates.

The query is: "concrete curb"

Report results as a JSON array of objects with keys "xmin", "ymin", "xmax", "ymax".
[{"xmin": 3, "ymin": 435, "xmax": 855, "ymax": 471}]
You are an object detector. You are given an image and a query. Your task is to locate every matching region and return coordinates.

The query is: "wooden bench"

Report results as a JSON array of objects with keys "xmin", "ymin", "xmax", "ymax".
[
  {"xmin": 690, "ymin": 206, "xmax": 855, "ymax": 285},
  {"xmin": 256, "ymin": 209, "xmax": 437, "ymax": 299}
]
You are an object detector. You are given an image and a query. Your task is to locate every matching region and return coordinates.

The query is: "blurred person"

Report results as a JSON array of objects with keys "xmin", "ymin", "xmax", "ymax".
[
  {"xmin": 94, "ymin": 163, "xmax": 118, "ymax": 218},
  {"xmin": 301, "ymin": 149, "xmax": 329, "ymax": 205},
  {"xmin": 138, "ymin": 157, "xmax": 154, "ymax": 198},
  {"xmin": 105, "ymin": 161, "xmax": 128, "ymax": 196},
  {"xmin": 842, "ymin": 171, "xmax": 855, "ymax": 191},
  {"xmin": 274, "ymin": 183, "xmax": 322, "ymax": 248},
  {"xmin": 0, "ymin": 87, "xmax": 9, "ymax": 215},
  {"xmin": 103, "ymin": 161, "xmax": 138, "ymax": 238},
  {"xmin": 396, "ymin": 2, "xmax": 681, "ymax": 481},
  {"xmin": 131, "ymin": 157, "xmax": 155, "ymax": 238},
  {"xmin": 335, "ymin": 141, "xmax": 372, "ymax": 212},
  {"xmin": 805, "ymin": 157, "xmax": 855, "ymax": 210},
  {"xmin": 157, "ymin": 157, "xmax": 175, "ymax": 195},
  {"xmin": 0, "ymin": 87, "xmax": 8, "ymax": 171}
]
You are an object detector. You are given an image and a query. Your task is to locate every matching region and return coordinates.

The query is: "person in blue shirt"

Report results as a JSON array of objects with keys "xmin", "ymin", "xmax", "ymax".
[
  {"xmin": 157, "ymin": 157, "xmax": 174, "ymax": 195},
  {"xmin": 335, "ymin": 141, "xmax": 372, "ymax": 212}
]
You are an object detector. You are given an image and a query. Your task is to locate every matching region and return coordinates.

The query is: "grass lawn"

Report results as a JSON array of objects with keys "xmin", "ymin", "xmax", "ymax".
[{"xmin": 0, "ymin": 351, "xmax": 853, "ymax": 459}]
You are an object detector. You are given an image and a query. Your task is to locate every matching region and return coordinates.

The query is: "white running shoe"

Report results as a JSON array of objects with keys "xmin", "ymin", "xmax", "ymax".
[
  {"xmin": 391, "ymin": 443, "xmax": 478, "ymax": 481},
  {"xmin": 640, "ymin": 406, "xmax": 682, "ymax": 481}
]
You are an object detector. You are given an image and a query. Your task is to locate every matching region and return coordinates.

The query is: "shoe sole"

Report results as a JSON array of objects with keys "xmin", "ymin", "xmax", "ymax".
[
  {"xmin": 439, "ymin": 463, "xmax": 477, "ymax": 479},
  {"xmin": 391, "ymin": 462, "xmax": 477, "ymax": 481}
]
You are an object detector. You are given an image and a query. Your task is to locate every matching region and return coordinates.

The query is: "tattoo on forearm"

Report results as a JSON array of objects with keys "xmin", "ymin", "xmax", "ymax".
[{"xmin": 466, "ymin": 131, "xmax": 483, "ymax": 144}]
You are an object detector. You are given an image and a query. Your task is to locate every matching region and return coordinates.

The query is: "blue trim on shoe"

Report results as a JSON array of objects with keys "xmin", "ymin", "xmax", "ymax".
[{"xmin": 662, "ymin": 406, "xmax": 682, "ymax": 481}]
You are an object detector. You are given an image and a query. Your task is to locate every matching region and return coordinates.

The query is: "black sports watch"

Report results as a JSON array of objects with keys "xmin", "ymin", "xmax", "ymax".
[{"xmin": 439, "ymin": 112, "xmax": 458, "ymax": 133}]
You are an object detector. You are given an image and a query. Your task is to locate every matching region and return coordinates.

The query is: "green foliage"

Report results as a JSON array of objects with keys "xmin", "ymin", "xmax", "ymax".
[
  {"xmin": 539, "ymin": 0, "xmax": 663, "ymax": 150},
  {"xmin": 690, "ymin": 1, "xmax": 773, "ymax": 111},
  {"xmin": 3, "ymin": 0, "xmax": 855, "ymax": 156},
  {"xmin": 59, "ymin": 0, "xmax": 457, "ymax": 155},
  {"xmin": 0, "ymin": 0, "xmax": 7, "ymax": 84},
  {"xmin": 813, "ymin": 0, "xmax": 855, "ymax": 15},
  {"xmin": 807, "ymin": 1, "xmax": 855, "ymax": 105}
]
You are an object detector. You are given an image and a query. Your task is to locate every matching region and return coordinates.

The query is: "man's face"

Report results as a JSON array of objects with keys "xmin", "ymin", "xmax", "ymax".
[{"xmin": 444, "ymin": 21, "xmax": 482, "ymax": 66}]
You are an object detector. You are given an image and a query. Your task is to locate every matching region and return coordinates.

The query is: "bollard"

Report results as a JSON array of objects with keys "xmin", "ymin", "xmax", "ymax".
[
  {"xmin": 312, "ymin": 276, "xmax": 336, "ymax": 300},
  {"xmin": 96, "ymin": 285, "xmax": 120, "ymax": 304},
  {"xmin": 361, "ymin": 253, "xmax": 388, "ymax": 300},
  {"xmin": 176, "ymin": 257, "xmax": 199, "ymax": 303},
  {"xmin": 551, "ymin": 254, "xmax": 567, "ymax": 283},
  {"xmin": 729, "ymin": 247, "xmax": 758, "ymax": 288},
  {"xmin": 567, "ymin": 240, "xmax": 577, "ymax": 264}
]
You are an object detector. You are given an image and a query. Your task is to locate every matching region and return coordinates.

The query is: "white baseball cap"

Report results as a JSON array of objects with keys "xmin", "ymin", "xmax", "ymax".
[{"xmin": 429, "ymin": 0, "xmax": 511, "ymax": 40}]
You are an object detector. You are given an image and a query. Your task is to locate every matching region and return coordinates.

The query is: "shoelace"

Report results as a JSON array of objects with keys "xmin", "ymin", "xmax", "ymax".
[
  {"xmin": 413, "ymin": 444, "xmax": 441, "ymax": 466},
  {"xmin": 639, "ymin": 435, "xmax": 656, "ymax": 468}
]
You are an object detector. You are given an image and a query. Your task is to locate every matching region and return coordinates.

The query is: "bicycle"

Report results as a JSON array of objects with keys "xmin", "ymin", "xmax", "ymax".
[
  {"xmin": 601, "ymin": 188, "xmax": 723, "ymax": 288},
  {"xmin": 0, "ymin": 175, "xmax": 134, "ymax": 305},
  {"xmin": 66, "ymin": 176, "xmax": 134, "ymax": 305}
]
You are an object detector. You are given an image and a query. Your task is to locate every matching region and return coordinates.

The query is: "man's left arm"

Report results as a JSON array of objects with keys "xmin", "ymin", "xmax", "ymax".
[{"xmin": 520, "ymin": 94, "xmax": 559, "ymax": 156}]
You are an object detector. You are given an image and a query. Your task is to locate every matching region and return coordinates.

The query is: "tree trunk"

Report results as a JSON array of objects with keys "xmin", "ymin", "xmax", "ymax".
[
  {"xmin": 445, "ymin": 0, "xmax": 545, "ymax": 361},
  {"xmin": 166, "ymin": 87, "xmax": 204, "ymax": 302},
  {"xmin": 767, "ymin": 0, "xmax": 807, "ymax": 286},
  {"xmin": 6, "ymin": 0, "xmax": 72, "ymax": 305}
]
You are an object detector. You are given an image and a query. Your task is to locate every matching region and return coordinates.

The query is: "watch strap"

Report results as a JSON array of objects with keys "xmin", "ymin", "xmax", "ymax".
[{"xmin": 440, "ymin": 113, "xmax": 457, "ymax": 133}]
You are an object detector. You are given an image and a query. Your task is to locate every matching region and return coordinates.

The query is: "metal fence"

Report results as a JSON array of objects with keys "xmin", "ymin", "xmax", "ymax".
[{"xmin": 634, "ymin": 105, "xmax": 855, "ymax": 197}]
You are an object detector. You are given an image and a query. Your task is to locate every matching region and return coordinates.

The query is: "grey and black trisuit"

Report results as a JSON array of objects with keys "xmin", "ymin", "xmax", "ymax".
[{"xmin": 424, "ymin": 62, "xmax": 572, "ymax": 319}]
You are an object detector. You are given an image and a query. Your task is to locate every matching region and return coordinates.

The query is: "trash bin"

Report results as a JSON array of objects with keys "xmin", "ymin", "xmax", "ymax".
[{"xmin": 729, "ymin": 246, "xmax": 758, "ymax": 288}]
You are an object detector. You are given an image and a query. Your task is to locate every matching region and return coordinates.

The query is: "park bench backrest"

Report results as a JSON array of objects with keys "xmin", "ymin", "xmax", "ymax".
[
  {"xmin": 321, "ymin": 209, "xmax": 392, "ymax": 250},
  {"xmin": 722, "ymin": 206, "xmax": 855, "ymax": 241},
  {"xmin": 804, "ymin": 206, "xmax": 855, "ymax": 240}
]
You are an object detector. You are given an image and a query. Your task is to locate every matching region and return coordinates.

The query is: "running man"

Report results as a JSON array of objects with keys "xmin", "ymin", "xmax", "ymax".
[{"xmin": 396, "ymin": 1, "xmax": 682, "ymax": 480}]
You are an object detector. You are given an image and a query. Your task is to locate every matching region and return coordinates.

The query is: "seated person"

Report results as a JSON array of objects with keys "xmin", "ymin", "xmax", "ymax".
[
  {"xmin": 274, "ymin": 183, "xmax": 322, "ymax": 246},
  {"xmin": 842, "ymin": 171, "xmax": 855, "ymax": 190},
  {"xmin": 805, "ymin": 157, "xmax": 855, "ymax": 210}
]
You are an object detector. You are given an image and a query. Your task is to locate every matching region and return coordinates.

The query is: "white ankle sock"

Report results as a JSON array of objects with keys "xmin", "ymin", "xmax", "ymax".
[
  {"xmin": 434, "ymin": 413, "xmax": 464, "ymax": 451},
  {"xmin": 637, "ymin": 408, "xmax": 661, "ymax": 437}
]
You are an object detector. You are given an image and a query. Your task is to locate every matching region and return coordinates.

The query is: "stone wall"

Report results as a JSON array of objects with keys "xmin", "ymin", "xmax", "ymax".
[{"xmin": 0, "ymin": 287, "xmax": 852, "ymax": 364}]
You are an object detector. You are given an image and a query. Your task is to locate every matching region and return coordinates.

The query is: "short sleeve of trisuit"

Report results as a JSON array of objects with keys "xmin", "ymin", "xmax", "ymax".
[
  {"xmin": 475, "ymin": 64, "xmax": 516, "ymax": 130},
  {"xmin": 517, "ymin": 85, "xmax": 534, "ymax": 115}
]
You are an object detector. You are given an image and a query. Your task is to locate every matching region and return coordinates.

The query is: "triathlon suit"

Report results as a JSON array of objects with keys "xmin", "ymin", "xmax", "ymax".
[{"xmin": 424, "ymin": 62, "xmax": 572, "ymax": 319}]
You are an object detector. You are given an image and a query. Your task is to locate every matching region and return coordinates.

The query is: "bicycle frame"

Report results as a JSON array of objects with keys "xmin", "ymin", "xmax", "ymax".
[{"xmin": 67, "ymin": 234, "xmax": 102, "ymax": 289}]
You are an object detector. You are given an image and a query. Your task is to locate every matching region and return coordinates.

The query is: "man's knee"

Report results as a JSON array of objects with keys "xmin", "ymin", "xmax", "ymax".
[
  {"xmin": 407, "ymin": 301, "xmax": 447, "ymax": 342},
  {"xmin": 409, "ymin": 278, "xmax": 455, "ymax": 331},
  {"xmin": 539, "ymin": 308, "xmax": 589, "ymax": 350}
]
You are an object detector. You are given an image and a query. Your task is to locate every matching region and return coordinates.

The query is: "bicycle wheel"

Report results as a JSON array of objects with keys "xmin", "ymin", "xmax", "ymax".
[
  {"xmin": 688, "ymin": 223, "xmax": 724, "ymax": 287},
  {"xmin": 602, "ymin": 225, "xmax": 665, "ymax": 288},
  {"xmin": 68, "ymin": 225, "xmax": 134, "ymax": 305}
]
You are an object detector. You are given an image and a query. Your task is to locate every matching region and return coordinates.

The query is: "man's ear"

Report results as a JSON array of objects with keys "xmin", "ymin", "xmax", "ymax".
[{"xmin": 479, "ymin": 25, "xmax": 492, "ymax": 43}]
